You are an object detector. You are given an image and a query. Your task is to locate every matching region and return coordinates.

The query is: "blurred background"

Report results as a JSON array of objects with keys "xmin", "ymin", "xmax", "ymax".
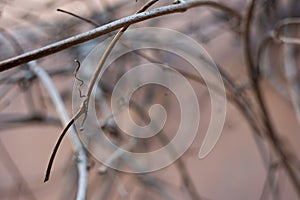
[{"xmin": 1, "ymin": 0, "xmax": 300, "ymax": 199}]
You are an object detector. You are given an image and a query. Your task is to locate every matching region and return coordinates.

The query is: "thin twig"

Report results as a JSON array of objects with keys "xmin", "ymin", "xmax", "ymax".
[
  {"xmin": 0, "ymin": 0, "xmax": 241, "ymax": 72},
  {"xmin": 57, "ymin": 8, "xmax": 100, "ymax": 27},
  {"xmin": 29, "ymin": 61, "xmax": 88, "ymax": 200},
  {"xmin": 43, "ymin": 0, "xmax": 160, "ymax": 183},
  {"xmin": 74, "ymin": 60, "xmax": 85, "ymax": 98}
]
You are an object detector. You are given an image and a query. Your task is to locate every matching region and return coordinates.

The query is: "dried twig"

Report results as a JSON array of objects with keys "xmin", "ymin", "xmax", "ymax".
[
  {"xmin": 57, "ymin": 8, "xmax": 100, "ymax": 27},
  {"xmin": 0, "ymin": 0, "xmax": 241, "ymax": 72},
  {"xmin": 43, "ymin": 0, "xmax": 160, "ymax": 183},
  {"xmin": 29, "ymin": 61, "xmax": 88, "ymax": 200}
]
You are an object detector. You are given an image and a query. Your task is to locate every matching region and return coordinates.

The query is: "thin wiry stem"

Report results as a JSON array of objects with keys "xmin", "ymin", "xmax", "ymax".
[
  {"xmin": 0, "ymin": 0, "xmax": 241, "ymax": 72},
  {"xmin": 56, "ymin": 7, "xmax": 232, "ymax": 98},
  {"xmin": 29, "ymin": 61, "xmax": 88, "ymax": 200},
  {"xmin": 43, "ymin": 0, "xmax": 160, "ymax": 183},
  {"xmin": 57, "ymin": 8, "xmax": 99, "ymax": 27}
]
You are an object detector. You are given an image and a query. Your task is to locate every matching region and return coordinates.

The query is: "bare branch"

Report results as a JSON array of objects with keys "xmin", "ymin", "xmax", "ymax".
[
  {"xmin": 243, "ymin": 0, "xmax": 300, "ymax": 197},
  {"xmin": 29, "ymin": 61, "xmax": 88, "ymax": 200},
  {"xmin": 43, "ymin": 0, "xmax": 160, "ymax": 183},
  {"xmin": 0, "ymin": 0, "xmax": 241, "ymax": 72}
]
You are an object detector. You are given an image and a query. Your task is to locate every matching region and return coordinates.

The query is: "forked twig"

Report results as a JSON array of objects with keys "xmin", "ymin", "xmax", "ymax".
[
  {"xmin": 43, "ymin": 0, "xmax": 160, "ymax": 183},
  {"xmin": 0, "ymin": 0, "xmax": 241, "ymax": 72},
  {"xmin": 30, "ymin": 61, "xmax": 88, "ymax": 200}
]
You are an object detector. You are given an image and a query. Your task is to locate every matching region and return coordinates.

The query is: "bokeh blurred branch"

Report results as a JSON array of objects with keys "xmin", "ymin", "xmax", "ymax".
[
  {"xmin": 1, "ymin": 0, "xmax": 300, "ymax": 199},
  {"xmin": 29, "ymin": 61, "xmax": 88, "ymax": 200},
  {"xmin": 244, "ymin": 0, "xmax": 300, "ymax": 197},
  {"xmin": 0, "ymin": 23, "xmax": 88, "ymax": 200}
]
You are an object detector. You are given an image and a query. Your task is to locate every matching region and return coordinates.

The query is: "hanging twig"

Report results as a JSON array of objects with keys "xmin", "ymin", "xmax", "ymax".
[
  {"xmin": 57, "ymin": 8, "xmax": 100, "ymax": 27},
  {"xmin": 43, "ymin": 0, "xmax": 160, "ymax": 183},
  {"xmin": 29, "ymin": 61, "xmax": 88, "ymax": 200}
]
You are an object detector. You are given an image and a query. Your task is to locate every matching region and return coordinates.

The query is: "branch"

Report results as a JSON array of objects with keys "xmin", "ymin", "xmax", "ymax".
[
  {"xmin": 0, "ymin": 0, "xmax": 241, "ymax": 72},
  {"xmin": 57, "ymin": 8, "xmax": 100, "ymax": 27},
  {"xmin": 43, "ymin": 0, "xmax": 160, "ymax": 183},
  {"xmin": 283, "ymin": 44, "xmax": 300, "ymax": 127},
  {"xmin": 28, "ymin": 61, "xmax": 88, "ymax": 199},
  {"xmin": 243, "ymin": 0, "xmax": 300, "ymax": 197}
]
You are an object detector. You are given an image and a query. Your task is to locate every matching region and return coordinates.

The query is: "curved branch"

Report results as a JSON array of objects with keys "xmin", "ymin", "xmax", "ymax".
[
  {"xmin": 0, "ymin": 27, "xmax": 88, "ymax": 200},
  {"xmin": 274, "ymin": 17, "xmax": 300, "ymax": 38},
  {"xmin": 43, "ymin": 0, "xmax": 161, "ymax": 183},
  {"xmin": 243, "ymin": 0, "xmax": 300, "ymax": 197},
  {"xmin": 29, "ymin": 61, "xmax": 88, "ymax": 200}
]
